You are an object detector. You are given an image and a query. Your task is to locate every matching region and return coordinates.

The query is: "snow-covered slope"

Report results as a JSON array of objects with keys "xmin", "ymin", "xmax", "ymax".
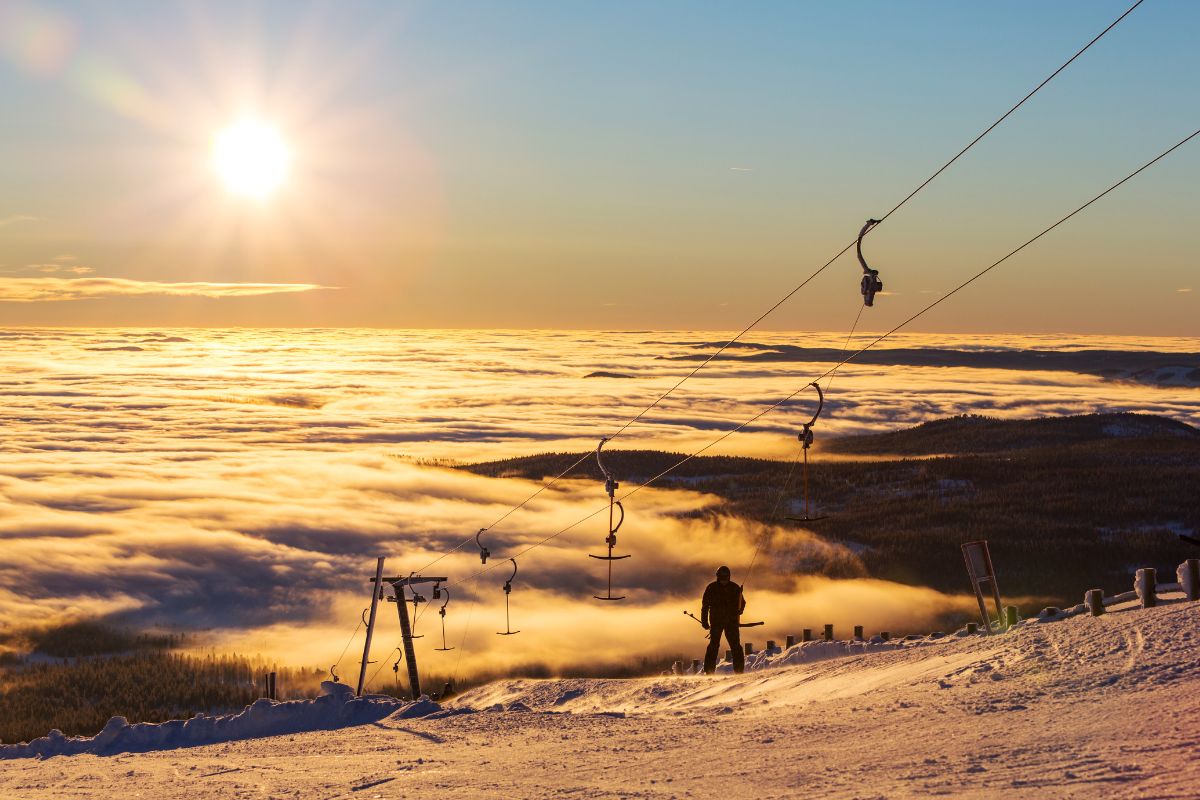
[{"xmin": 3, "ymin": 598, "xmax": 1197, "ymax": 799}]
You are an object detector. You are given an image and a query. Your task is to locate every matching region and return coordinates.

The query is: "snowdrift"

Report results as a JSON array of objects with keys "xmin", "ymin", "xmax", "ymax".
[
  {"xmin": 0, "ymin": 681, "xmax": 440, "ymax": 759},
  {"xmin": 455, "ymin": 589, "xmax": 1196, "ymax": 717}
]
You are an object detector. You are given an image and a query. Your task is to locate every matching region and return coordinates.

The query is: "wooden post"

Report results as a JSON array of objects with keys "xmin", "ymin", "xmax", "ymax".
[
  {"xmin": 1085, "ymin": 588, "xmax": 1105, "ymax": 616},
  {"xmin": 744, "ymin": 642, "xmax": 753, "ymax": 655},
  {"xmin": 1004, "ymin": 606, "xmax": 1019, "ymax": 628},
  {"xmin": 802, "ymin": 628, "xmax": 813, "ymax": 642},
  {"xmin": 261, "ymin": 672, "xmax": 269, "ymax": 699},
  {"xmin": 1177, "ymin": 559, "xmax": 1199, "ymax": 601},
  {"xmin": 966, "ymin": 622, "xmax": 977, "ymax": 634},
  {"xmin": 823, "ymin": 624, "xmax": 833, "ymax": 642},
  {"xmin": 1135, "ymin": 568, "xmax": 1157, "ymax": 608},
  {"xmin": 672, "ymin": 660, "xmax": 683, "ymax": 675},
  {"xmin": 268, "ymin": 671, "xmax": 277, "ymax": 701},
  {"xmin": 357, "ymin": 557, "xmax": 385, "ymax": 696},
  {"xmin": 785, "ymin": 634, "xmax": 795, "ymax": 648},
  {"xmin": 879, "ymin": 631, "xmax": 890, "ymax": 641},
  {"xmin": 725, "ymin": 649, "xmax": 732, "ymax": 661},
  {"xmin": 691, "ymin": 659, "xmax": 701, "ymax": 674},
  {"xmin": 766, "ymin": 640, "xmax": 776, "ymax": 652},
  {"xmin": 853, "ymin": 625, "xmax": 864, "ymax": 640},
  {"xmin": 393, "ymin": 583, "xmax": 422, "ymax": 700}
]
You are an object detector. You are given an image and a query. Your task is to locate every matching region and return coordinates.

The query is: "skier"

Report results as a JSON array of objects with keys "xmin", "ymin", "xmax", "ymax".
[{"xmin": 701, "ymin": 565, "xmax": 746, "ymax": 674}]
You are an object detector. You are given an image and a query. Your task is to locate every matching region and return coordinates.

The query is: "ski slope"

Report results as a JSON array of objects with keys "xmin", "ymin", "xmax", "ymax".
[{"xmin": 3, "ymin": 597, "xmax": 1197, "ymax": 799}]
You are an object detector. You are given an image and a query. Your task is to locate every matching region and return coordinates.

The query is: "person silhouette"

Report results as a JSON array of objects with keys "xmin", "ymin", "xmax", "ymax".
[{"xmin": 701, "ymin": 565, "xmax": 746, "ymax": 674}]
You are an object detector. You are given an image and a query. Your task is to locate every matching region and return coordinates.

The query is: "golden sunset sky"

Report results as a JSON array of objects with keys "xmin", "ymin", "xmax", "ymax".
[{"xmin": 1, "ymin": 0, "xmax": 1196, "ymax": 333}]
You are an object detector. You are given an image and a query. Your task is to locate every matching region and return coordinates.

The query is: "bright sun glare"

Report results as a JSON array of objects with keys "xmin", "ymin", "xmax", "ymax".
[{"xmin": 212, "ymin": 120, "xmax": 289, "ymax": 198}]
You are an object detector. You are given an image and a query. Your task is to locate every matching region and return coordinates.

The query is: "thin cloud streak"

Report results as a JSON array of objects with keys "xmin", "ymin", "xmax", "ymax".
[{"xmin": 0, "ymin": 278, "xmax": 335, "ymax": 302}]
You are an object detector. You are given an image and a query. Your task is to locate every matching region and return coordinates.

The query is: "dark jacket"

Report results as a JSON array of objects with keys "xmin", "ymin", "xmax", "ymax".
[{"xmin": 701, "ymin": 580, "xmax": 746, "ymax": 626}]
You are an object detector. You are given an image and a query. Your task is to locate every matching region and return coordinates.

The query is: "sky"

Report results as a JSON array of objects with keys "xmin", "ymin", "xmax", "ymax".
[{"xmin": 1, "ymin": 0, "xmax": 1198, "ymax": 332}]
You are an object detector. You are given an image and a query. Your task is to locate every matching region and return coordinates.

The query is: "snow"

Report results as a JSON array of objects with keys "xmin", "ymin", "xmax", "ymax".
[
  {"xmin": 0, "ymin": 681, "xmax": 438, "ymax": 760},
  {"xmin": 2, "ymin": 601, "xmax": 1198, "ymax": 798}
]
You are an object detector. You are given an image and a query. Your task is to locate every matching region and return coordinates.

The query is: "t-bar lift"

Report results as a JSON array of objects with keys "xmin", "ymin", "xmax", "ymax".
[{"xmin": 357, "ymin": 557, "xmax": 448, "ymax": 700}]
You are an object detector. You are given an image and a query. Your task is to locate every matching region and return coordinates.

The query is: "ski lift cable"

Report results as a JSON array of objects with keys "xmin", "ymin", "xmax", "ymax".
[
  {"xmin": 403, "ymin": 1, "xmax": 1143, "ymax": 579},
  {"xmin": 741, "ymin": 300, "xmax": 861, "ymax": 588},
  {"xmin": 624, "ymin": 124, "xmax": 1200, "ymax": 509},
  {"xmin": 451, "ymin": 586, "xmax": 480, "ymax": 686},
  {"xmin": 329, "ymin": 609, "xmax": 367, "ymax": 681},
  {"xmin": 825, "ymin": 301, "xmax": 866, "ymax": 395},
  {"xmin": 410, "ymin": 449, "xmax": 595, "ymax": 575},
  {"xmin": 594, "ymin": 0, "xmax": 1145, "ymax": 442},
  {"xmin": 875, "ymin": 0, "xmax": 1145, "ymax": 227},
  {"xmin": 439, "ymin": 124, "xmax": 1200, "ymax": 594},
  {"xmin": 366, "ymin": 646, "xmax": 403, "ymax": 689},
  {"xmin": 736, "ymin": 294, "xmax": 863, "ymax": 591}
]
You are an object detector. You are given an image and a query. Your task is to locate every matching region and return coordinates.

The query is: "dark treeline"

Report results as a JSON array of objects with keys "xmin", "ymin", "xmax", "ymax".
[
  {"xmin": 462, "ymin": 414, "xmax": 1200, "ymax": 604},
  {"xmin": 27, "ymin": 620, "xmax": 181, "ymax": 658},
  {"xmin": 0, "ymin": 624, "xmax": 325, "ymax": 745}
]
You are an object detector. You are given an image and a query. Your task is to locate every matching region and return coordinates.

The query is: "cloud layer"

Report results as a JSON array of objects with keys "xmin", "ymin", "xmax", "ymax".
[{"xmin": 0, "ymin": 328, "xmax": 1195, "ymax": 680}]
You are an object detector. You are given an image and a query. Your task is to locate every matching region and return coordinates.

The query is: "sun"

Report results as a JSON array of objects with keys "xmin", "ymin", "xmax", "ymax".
[{"xmin": 212, "ymin": 120, "xmax": 290, "ymax": 198}]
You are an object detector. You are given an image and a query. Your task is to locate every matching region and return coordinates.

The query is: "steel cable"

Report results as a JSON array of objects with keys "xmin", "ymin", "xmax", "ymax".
[
  {"xmin": 402, "ymin": 0, "xmax": 1144, "ymax": 577},
  {"xmin": 441, "ymin": 124, "xmax": 1200, "ymax": 593}
]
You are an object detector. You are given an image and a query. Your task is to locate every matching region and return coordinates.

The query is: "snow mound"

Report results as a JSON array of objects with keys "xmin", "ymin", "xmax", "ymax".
[
  {"xmin": 1, "ymin": 681, "xmax": 441, "ymax": 760},
  {"xmin": 717, "ymin": 637, "xmax": 903, "ymax": 673}
]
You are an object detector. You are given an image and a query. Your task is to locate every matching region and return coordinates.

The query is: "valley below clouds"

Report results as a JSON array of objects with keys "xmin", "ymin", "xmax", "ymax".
[{"xmin": 1, "ymin": 328, "xmax": 1196, "ymax": 681}]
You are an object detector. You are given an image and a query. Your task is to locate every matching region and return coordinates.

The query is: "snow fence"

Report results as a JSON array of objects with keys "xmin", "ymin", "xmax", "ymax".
[{"xmin": 1, "ymin": 681, "xmax": 441, "ymax": 759}]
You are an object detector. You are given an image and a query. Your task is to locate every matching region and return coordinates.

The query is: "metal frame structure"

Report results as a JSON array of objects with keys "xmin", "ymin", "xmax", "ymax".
[
  {"xmin": 357, "ymin": 557, "xmax": 448, "ymax": 700},
  {"xmin": 961, "ymin": 540, "xmax": 1005, "ymax": 634}
]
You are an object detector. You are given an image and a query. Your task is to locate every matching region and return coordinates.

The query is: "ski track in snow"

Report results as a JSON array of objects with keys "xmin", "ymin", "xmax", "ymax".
[{"xmin": 2, "ymin": 600, "xmax": 1198, "ymax": 799}]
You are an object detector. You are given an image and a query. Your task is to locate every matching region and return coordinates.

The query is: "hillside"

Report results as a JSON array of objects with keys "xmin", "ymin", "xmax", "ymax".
[
  {"xmin": 460, "ymin": 414, "xmax": 1200, "ymax": 602},
  {"xmin": 5, "ymin": 594, "xmax": 1197, "ymax": 798},
  {"xmin": 823, "ymin": 412, "xmax": 1200, "ymax": 456}
]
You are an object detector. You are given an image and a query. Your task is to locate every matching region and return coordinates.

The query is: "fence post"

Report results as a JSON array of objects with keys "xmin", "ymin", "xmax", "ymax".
[
  {"xmin": 823, "ymin": 624, "xmax": 834, "ymax": 641},
  {"xmin": 966, "ymin": 622, "xmax": 977, "ymax": 634},
  {"xmin": 725, "ymin": 649, "xmax": 732, "ymax": 662},
  {"xmin": 1004, "ymin": 606, "xmax": 1019, "ymax": 628},
  {"xmin": 1135, "ymin": 568, "xmax": 1157, "ymax": 609},
  {"xmin": 785, "ymin": 634, "xmax": 795, "ymax": 648},
  {"xmin": 853, "ymin": 625, "xmax": 864, "ymax": 641},
  {"xmin": 1178, "ymin": 559, "xmax": 1200, "ymax": 601},
  {"xmin": 879, "ymin": 631, "xmax": 890, "ymax": 641},
  {"xmin": 802, "ymin": 628, "xmax": 813, "ymax": 642},
  {"xmin": 1085, "ymin": 588, "xmax": 1105, "ymax": 616},
  {"xmin": 691, "ymin": 659, "xmax": 701, "ymax": 674},
  {"xmin": 268, "ymin": 671, "xmax": 277, "ymax": 701},
  {"xmin": 744, "ymin": 642, "xmax": 754, "ymax": 655},
  {"xmin": 766, "ymin": 640, "xmax": 776, "ymax": 652}
]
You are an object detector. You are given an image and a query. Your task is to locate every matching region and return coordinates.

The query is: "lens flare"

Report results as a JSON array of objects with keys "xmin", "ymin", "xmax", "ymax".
[{"xmin": 212, "ymin": 120, "xmax": 289, "ymax": 198}]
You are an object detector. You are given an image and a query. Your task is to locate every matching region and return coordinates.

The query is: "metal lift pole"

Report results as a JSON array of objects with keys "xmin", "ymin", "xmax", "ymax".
[
  {"xmin": 367, "ymin": 573, "xmax": 448, "ymax": 701},
  {"xmin": 392, "ymin": 581, "xmax": 422, "ymax": 700},
  {"xmin": 357, "ymin": 556, "xmax": 385, "ymax": 696}
]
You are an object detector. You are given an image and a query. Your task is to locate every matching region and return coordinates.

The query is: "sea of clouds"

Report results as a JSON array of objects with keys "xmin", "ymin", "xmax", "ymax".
[{"xmin": 0, "ymin": 328, "xmax": 1196, "ymax": 682}]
